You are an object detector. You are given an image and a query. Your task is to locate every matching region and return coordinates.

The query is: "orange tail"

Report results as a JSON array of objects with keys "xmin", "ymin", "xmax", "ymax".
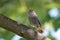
[
  {"xmin": 36, "ymin": 25, "xmax": 44, "ymax": 33},
  {"xmin": 38, "ymin": 28, "xmax": 44, "ymax": 33}
]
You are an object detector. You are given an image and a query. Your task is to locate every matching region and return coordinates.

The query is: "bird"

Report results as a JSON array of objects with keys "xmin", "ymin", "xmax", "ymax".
[{"xmin": 28, "ymin": 9, "xmax": 44, "ymax": 33}]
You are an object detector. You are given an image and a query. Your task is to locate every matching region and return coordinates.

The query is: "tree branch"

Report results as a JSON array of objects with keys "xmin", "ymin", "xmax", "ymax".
[{"xmin": 0, "ymin": 14, "xmax": 51, "ymax": 40}]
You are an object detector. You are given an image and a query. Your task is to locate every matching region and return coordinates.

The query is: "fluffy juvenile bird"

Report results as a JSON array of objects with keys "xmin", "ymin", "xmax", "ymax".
[{"xmin": 28, "ymin": 9, "xmax": 44, "ymax": 33}]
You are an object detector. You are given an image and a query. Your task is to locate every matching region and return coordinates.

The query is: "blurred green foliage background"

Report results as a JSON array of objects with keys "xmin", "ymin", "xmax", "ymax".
[{"xmin": 0, "ymin": 0, "xmax": 60, "ymax": 40}]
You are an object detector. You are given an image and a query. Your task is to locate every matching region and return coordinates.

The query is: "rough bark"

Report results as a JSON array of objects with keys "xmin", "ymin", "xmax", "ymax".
[{"xmin": 0, "ymin": 14, "xmax": 51, "ymax": 40}]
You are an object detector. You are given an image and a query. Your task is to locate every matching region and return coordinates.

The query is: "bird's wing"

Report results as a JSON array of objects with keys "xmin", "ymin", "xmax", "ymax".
[{"xmin": 29, "ymin": 16, "xmax": 41, "ymax": 26}]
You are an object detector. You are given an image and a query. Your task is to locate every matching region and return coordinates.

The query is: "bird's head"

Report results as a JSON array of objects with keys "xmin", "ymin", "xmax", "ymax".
[{"xmin": 28, "ymin": 9, "xmax": 37, "ymax": 17}]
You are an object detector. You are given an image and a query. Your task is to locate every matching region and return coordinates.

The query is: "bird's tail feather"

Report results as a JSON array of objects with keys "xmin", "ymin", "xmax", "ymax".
[{"xmin": 36, "ymin": 25, "xmax": 44, "ymax": 33}]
